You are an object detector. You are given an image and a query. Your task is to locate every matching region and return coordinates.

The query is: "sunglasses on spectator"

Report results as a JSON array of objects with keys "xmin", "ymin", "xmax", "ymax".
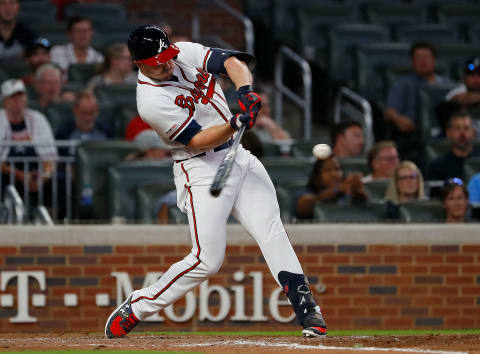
[{"xmin": 397, "ymin": 173, "xmax": 418, "ymax": 181}]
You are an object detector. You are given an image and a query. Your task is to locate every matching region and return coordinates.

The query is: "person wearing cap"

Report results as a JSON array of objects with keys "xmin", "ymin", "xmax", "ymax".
[
  {"xmin": 22, "ymin": 38, "xmax": 52, "ymax": 87},
  {"xmin": 50, "ymin": 16, "xmax": 103, "ymax": 72},
  {"xmin": 124, "ymin": 121, "xmax": 171, "ymax": 161},
  {"xmin": 56, "ymin": 90, "xmax": 111, "ymax": 147},
  {"xmin": 0, "ymin": 0, "xmax": 37, "ymax": 61},
  {"xmin": 446, "ymin": 57, "xmax": 480, "ymax": 107},
  {"xmin": 0, "ymin": 78, "xmax": 57, "ymax": 196}
]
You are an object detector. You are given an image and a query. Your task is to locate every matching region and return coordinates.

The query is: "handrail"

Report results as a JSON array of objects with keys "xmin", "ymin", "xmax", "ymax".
[
  {"xmin": 34, "ymin": 206, "xmax": 54, "ymax": 226},
  {"xmin": 333, "ymin": 86, "xmax": 374, "ymax": 153},
  {"xmin": 5, "ymin": 185, "xmax": 24, "ymax": 225},
  {"xmin": 274, "ymin": 46, "xmax": 312, "ymax": 140},
  {"xmin": 192, "ymin": 0, "xmax": 255, "ymax": 54}
]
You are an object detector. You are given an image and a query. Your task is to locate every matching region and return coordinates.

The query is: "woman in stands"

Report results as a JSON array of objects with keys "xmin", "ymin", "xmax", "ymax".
[
  {"xmin": 442, "ymin": 178, "xmax": 469, "ymax": 223},
  {"xmin": 87, "ymin": 43, "xmax": 137, "ymax": 89},
  {"xmin": 385, "ymin": 160, "xmax": 425, "ymax": 204},
  {"xmin": 295, "ymin": 154, "xmax": 367, "ymax": 219}
]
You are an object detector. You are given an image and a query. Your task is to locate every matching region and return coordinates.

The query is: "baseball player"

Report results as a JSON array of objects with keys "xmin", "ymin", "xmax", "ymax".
[{"xmin": 105, "ymin": 25, "xmax": 327, "ymax": 338}]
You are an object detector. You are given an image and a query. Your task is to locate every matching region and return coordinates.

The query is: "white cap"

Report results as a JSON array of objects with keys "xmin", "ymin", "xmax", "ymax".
[
  {"xmin": 1, "ymin": 79, "xmax": 26, "ymax": 100},
  {"xmin": 134, "ymin": 129, "xmax": 169, "ymax": 151}
]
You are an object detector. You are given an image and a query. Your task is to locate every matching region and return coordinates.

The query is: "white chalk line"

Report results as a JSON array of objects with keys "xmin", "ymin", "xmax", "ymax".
[{"xmin": 175, "ymin": 339, "xmax": 468, "ymax": 354}]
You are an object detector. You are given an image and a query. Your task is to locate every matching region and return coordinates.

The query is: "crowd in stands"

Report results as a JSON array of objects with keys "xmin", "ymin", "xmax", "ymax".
[{"xmin": 1, "ymin": 0, "xmax": 480, "ymax": 224}]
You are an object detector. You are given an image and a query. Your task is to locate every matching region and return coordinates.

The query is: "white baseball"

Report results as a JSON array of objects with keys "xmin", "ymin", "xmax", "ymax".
[{"xmin": 312, "ymin": 144, "xmax": 332, "ymax": 159}]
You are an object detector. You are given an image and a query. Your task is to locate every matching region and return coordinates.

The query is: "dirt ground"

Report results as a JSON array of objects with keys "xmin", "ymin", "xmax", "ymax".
[{"xmin": 0, "ymin": 333, "xmax": 479, "ymax": 353}]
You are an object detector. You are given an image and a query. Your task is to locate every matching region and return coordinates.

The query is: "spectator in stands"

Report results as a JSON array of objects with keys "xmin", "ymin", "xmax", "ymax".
[
  {"xmin": 426, "ymin": 111, "xmax": 480, "ymax": 181},
  {"xmin": 331, "ymin": 120, "xmax": 364, "ymax": 158},
  {"xmin": 31, "ymin": 63, "xmax": 75, "ymax": 110},
  {"xmin": 385, "ymin": 161, "xmax": 425, "ymax": 204},
  {"xmin": 87, "ymin": 42, "xmax": 137, "ymax": 89},
  {"xmin": 22, "ymin": 38, "xmax": 52, "ymax": 87},
  {"xmin": 383, "ymin": 42, "xmax": 450, "ymax": 160},
  {"xmin": 442, "ymin": 178, "xmax": 469, "ymax": 223},
  {"xmin": 0, "ymin": 0, "xmax": 36, "ymax": 61},
  {"xmin": 446, "ymin": 57, "xmax": 480, "ymax": 108},
  {"xmin": 50, "ymin": 16, "xmax": 103, "ymax": 72},
  {"xmin": 362, "ymin": 141, "xmax": 400, "ymax": 183},
  {"xmin": 56, "ymin": 90, "xmax": 110, "ymax": 143},
  {"xmin": 295, "ymin": 154, "xmax": 367, "ymax": 219},
  {"xmin": 0, "ymin": 78, "xmax": 57, "ymax": 196},
  {"xmin": 467, "ymin": 173, "xmax": 480, "ymax": 205},
  {"xmin": 125, "ymin": 118, "xmax": 171, "ymax": 161}
]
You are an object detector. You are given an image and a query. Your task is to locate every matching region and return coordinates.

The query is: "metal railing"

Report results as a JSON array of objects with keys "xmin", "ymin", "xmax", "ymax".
[
  {"xmin": 1, "ymin": 141, "xmax": 79, "ymax": 224},
  {"xmin": 192, "ymin": 0, "xmax": 255, "ymax": 55},
  {"xmin": 333, "ymin": 86, "xmax": 374, "ymax": 153},
  {"xmin": 274, "ymin": 46, "xmax": 312, "ymax": 140}
]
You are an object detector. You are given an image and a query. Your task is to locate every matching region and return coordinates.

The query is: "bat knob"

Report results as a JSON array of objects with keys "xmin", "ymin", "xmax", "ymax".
[{"xmin": 210, "ymin": 187, "xmax": 221, "ymax": 198}]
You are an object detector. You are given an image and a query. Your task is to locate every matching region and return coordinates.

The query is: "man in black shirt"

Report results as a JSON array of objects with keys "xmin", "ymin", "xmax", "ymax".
[
  {"xmin": 426, "ymin": 111, "xmax": 479, "ymax": 181},
  {"xmin": 0, "ymin": 0, "xmax": 36, "ymax": 61}
]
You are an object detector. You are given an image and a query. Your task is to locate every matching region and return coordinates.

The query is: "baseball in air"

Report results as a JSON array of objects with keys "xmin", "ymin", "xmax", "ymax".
[{"xmin": 312, "ymin": 144, "xmax": 332, "ymax": 159}]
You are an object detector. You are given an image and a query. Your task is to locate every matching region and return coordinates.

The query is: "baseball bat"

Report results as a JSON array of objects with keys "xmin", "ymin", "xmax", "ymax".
[{"xmin": 210, "ymin": 124, "xmax": 246, "ymax": 197}]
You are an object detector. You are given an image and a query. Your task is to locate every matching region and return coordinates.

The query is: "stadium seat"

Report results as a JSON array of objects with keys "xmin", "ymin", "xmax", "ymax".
[
  {"xmin": 136, "ymin": 183, "xmax": 177, "ymax": 224},
  {"xmin": 435, "ymin": 3, "xmax": 480, "ymax": 31},
  {"xmin": 398, "ymin": 201, "xmax": 445, "ymax": 223},
  {"xmin": 425, "ymin": 139, "xmax": 450, "ymax": 164},
  {"xmin": 363, "ymin": 3, "xmax": 427, "ymax": 28},
  {"xmin": 113, "ymin": 103, "xmax": 138, "ymax": 139},
  {"xmin": 384, "ymin": 62, "xmax": 450, "ymax": 94},
  {"xmin": 339, "ymin": 157, "xmax": 369, "ymax": 176},
  {"xmin": 64, "ymin": 3, "xmax": 127, "ymax": 27},
  {"xmin": 44, "ymin": 102, "xmax": 75, "ymax": 137},
  {"xmin": 466, "ymin": 23, "xmax": 480, "ymax": 43},
  {"xmin": 95, "ymin": 84, "xmax": 137, "ymax": 106},
  {"xmin": 108, "ymin": 160, "xmax": 174, "ymax": 221},
  {"xmin": 291, "ymin": 138, "xmax": 330, "ymax": 158},
  {"xmin": 18, "ymin": 1, "xmax": 56, "ymax": 24},
  {"xmin": 313, "ymin": 202, "xmax": 387, "ymax": 223},
  {"xmin": 68, "ymin": 63, "xmax": 101, "ymax": 86},
  {"xmin": 75, "ymin": 140, "xmax": 138, "ymax": 221},
  {"xmin": 1, "ymin": 61, "xmax": 29, "ymax": 80},
  {"xmin": 260, "ymin": 157, "xmax": 313, "ymax": 185},
  {"xmin": 436, "ymin": 44, "xmax": 480, "ymax": 81},
  {"xmin": 394, "ymin": 23, "xmax": 461, "ymax": 44},
  {"xmin": 355, "ymin": 42, "xmax": 411, "ymax": 103},
  {"xmin": 417, "ymin": 83, "xmax": 460, "ymax": 141},
  {"xmin": 364, "ymin": 180, "xmax": 389, "ymax": 201},
  {"xmin": 0, "ymin": 203, "xmax": 7, "ymax": 224},
  {"xmin": 465, "ymin": 157, "xmax": 480, "ymax": 182},
  {"xmin": 274, "ymin": 185, "xmax": 293, "ymax": 223},
  {"xmin": 328, "ymin": 24, "xmax": 390, "ymax": 85},
  {"xmin": 30, "ymin": 22, "xmax": 69, "ymax": 46}
]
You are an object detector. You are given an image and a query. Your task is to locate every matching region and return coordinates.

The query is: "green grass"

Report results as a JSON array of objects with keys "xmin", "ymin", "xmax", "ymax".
[{"xmin": 140, "ymin": 329, "xmax": 480, "ymax": 336}]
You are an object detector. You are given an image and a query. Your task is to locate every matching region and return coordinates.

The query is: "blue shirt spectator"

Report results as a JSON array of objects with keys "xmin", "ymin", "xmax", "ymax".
[{"xmin": 468, "ymin": 173, "xmax": 480, "ymax": 205}]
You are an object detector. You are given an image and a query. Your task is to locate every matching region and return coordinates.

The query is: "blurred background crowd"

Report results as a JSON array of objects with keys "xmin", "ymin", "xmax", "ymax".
[{"xmin": 1, "ymin": 0, "xmax": 480, "ymax": 225}]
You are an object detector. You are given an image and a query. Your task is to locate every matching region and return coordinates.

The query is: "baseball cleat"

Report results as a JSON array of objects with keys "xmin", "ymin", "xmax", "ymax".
[
  {"xmin": 105, "ymin": 293, "xmax": 139, "ymax": 338},
  {"xmin": 302, "ymin": 308, "xmax": 327, "ymax": 337}
]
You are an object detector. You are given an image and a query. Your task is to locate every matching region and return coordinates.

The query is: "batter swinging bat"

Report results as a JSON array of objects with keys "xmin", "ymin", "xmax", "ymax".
[{"xmin": 210, "ymin": 124, "xmax": 246, "ymax": 197}]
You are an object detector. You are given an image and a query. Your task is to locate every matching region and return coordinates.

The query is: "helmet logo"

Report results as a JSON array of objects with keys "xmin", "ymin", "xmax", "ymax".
[{"xmin": 158, "ymin": 39, "xmax": 168, "ymax": 53}]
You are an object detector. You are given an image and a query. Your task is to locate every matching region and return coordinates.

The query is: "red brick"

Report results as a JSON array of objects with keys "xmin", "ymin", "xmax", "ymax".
[
  {"xmin": 52, "ymin": 288, "xmax": 80, "ymax": 296},
  {"xmin": 20, "ymin": 246, "xmax": 49, "ymax": 254},
  {"xmin": 52, "ymin": 267, "xmax": 81, "ymax": 276},
  {"xmin": 132, "ymin": 256, "xmax": 161, "ymax": 263},
  {"xmin": 431, "ymin": 245, "xmax": 459, "ymax": 253},
  {"xmin": 416, "ymin": 255, "xmax": 443, "ymax": 263},
  {"xmin": 414, "ymin": 297, "xmax": 443, "ymax": 306},
  {"xmin": 399, "ymin": 286, "xmax": 429, "ymax": 295},
  {"xmin": 116, "ymin": 246, "xmax": 145, "ymax": 254},
  {"xmin": 70, "ymin": 256, "xmax": 97, "ymax": 265},
  {"xmin": 84, "ymin": 287, "xmax": 111, "ymax": 296},
  {"xmin": 369, "ymin": 307, "xmax": 399, "ymax": 316},
  {"xmin": 446, "ymin": 318, "xmax": 476, "ymax": 328},
  {"xmin": 352, "ymin": 275, "xmax": 383, "ymax": 285},
  {"xmin": 431, "ymin": 286, "xmax": 459, "ymax": 295},
  {"xmin": 0, "ymin": 247, "xmax": 17, "ymax": 255},
  {"xmin": 383, "ymin": 255, "xmax": 413, "ymax": 264},
  {"xmin": 462, "ymin": 308, "xmax": 480, "ymax": 316},
  {"xmin": 115, "ymin": 266, "xmax": 145, "ymax": 275},
  {"xmin": 243, "ymin": 245, "xmax": 260, "ymax": 253},
  {"xmin": 84, "ymin": 267, "xmax": 112, "ymax": 276},
  {"xmin": 322, "ymin": 255, "xmax": 351, "ymax": 264},
  {"xmin": 165, "ymin": 256, "xmax": 183, "ymax": 263},
  {"xmin": 353, "ymin": 297, "xmax": 382, "ymax": 306},
  {"xmin": 70, "ymin": 320, "xmax": 99, "ymax": 330},
  {"xmin": 369, "ymin": 245, "xmax": 398, "ymax": 254},
  {"xmin": 101, "ymin": 256, "xmax": 130, "ymax": 265},
  {"xmin": 432, "ymin": 308, "xmax": 460, "ymax": 317},
  {"xmin": 462, "ymin": 266, "xmax": 480, "ymax": 274},
  {"xmin": 383, "ymin": 276, "xmax": 412, "ymax": 285},
  {"xmin": 430, "ymin": 266, "xmax": 459, "ymax": 274},
  {"xmin": 322, "ymin": 276, "xmax": 351, "ymax": 285},
  {"xmin": 399, "ymin": 245, "xmax": 428, "ymax": 254},
  {"xmin": 305, "ymin": 266, "xmax": 335, "ymax": 274},
  {"xmin": 147, "ymin": 245, "xmax": 175, "ymax": 253},
  {"xmin": 384, "ymin": 318, "xmax": 413, "ymax": 327},
  {"xmin": 298, "ymin": 256, "xmax": 319, "ymax": 263},
  {"xmin": 325, "ymin": 317, "xmax": 352, "ymax": 327},
  {"xmin": 461, "ymin": 287, "xmax": 480, "ymax": 295},
  {"xmin": 352, "ymin": 255, "xmax": 382, "ymax": 264},
  {"xmin": 226, "ymin": 245, "xmax": 241, "ymax": 253},
  {"xmin": 177, "ymin": 245, "xmax": 191, "ymax": 253},
  {"xmin": 462, "ymin": 245, "xmax": 480, "ymax": 253},
  {"xmin": 446, "ymin": 276, "xmax": 474, "ymax": 285},
  {"xmin": 321, "ymin": 297, "xmax": 351, "ymax": 306},
  {"xmin": 337, "ymin": 287, "xmax": 368, "ymax": 295},
  {"xmin": 338, "ymin": 308, "xmax": 367, "ymax": 316},
  {"xmin": 307, "ymin": 245, "xmax": 335, "ymax": 253},
  {"xmin": 446, "ymin": 255, "xmax": 474, "ymax": 263},
  {"xmin": 52, "ymin": 246, "xmax": 82, "ymax": 255},
  {"xmin": 399, "ymin": 265, "xmax": 428, "ymax": 274},
  {"xmin": 227, "ymin": 256, "xmax": 255, "ymax": 264},
  {"xmin": 446, "ymin": 297, "xmax": 475, "ymax": 306}
]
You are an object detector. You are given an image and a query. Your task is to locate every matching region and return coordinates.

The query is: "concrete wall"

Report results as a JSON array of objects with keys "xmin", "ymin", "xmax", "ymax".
[{"xmin": 0, "ymin": 224, "xmax": 479, "ymax": 332}]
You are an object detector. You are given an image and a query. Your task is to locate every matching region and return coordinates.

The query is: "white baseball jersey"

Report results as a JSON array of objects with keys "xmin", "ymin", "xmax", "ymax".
[{"xmin": 136, "ymin": 42, "xmax": 232, "ymax": 161}]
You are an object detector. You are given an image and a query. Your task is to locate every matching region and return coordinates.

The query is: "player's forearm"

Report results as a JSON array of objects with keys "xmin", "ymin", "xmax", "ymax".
[
  {"xmin": 187, "ymin": 123, "xmax": 235, "ymax": 151},
  {"xmin": 224, "ymin": 56, "xmax": 252, "ymax": 89}
]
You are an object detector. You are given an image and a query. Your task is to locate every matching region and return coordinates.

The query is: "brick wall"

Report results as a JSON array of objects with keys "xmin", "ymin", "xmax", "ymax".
[{"xmin": 1, "ymin": 240, "xmax": 479, "ymax": 332}]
